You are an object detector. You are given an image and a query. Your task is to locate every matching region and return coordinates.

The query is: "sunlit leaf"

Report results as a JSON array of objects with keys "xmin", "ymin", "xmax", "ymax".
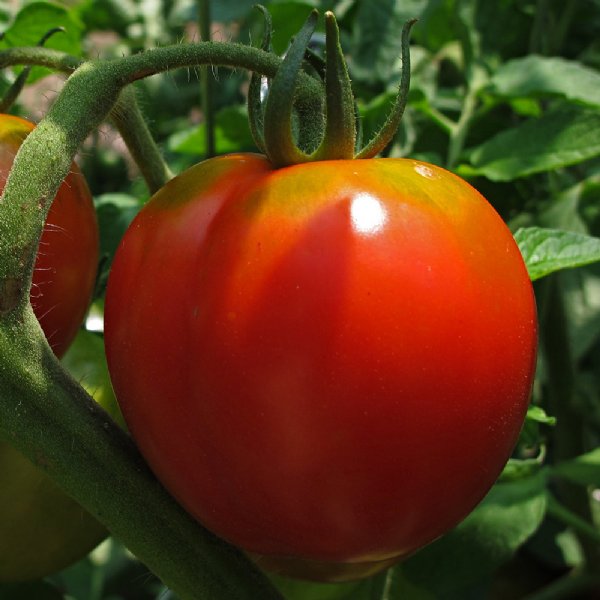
[
  {"xmin": 467, "ymin": 104, "xmax": 600, "ymax": 180},
  {"xmin": 490, "ymin": 55, "xmax": 600, "ymax": 107},
  {"xmin": 515, "ymin": 227, "xmax": 600, "ymax": 280}
]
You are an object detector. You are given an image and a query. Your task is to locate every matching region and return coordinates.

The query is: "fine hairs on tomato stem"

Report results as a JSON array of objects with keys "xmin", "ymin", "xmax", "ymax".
[{"xmin": 250, "ymin": 9, "xmax": 417, "ymax": 167}]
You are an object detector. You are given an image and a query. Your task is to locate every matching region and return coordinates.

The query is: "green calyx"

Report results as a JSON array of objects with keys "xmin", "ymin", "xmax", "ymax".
[{"xmin": 249, "ymin": 8, "xmax": 417, "ymax": 168}]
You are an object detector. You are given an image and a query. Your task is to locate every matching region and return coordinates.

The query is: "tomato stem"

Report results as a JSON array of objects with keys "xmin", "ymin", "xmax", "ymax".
[
  {"xmin": 262, "ymin": 10, "xmax": 319, "ymax": 167},
  {"xmin": 312, "ymin": 11, "xmax": 356, "ymax": 161},
  {"xmin": 111, "ymin": 88, "xmax": 174, "ymax": 193},
  {"xmin": 0, "ymin": 27, "xmax": 66, "ymax": 113},
  {"xmin": 256, "ymin": 10, "xmax": 416, "ymax": 166}
]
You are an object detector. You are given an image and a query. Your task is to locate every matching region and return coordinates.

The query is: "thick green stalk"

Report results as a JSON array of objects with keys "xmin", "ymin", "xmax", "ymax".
[
  {"xmin": 110, "ymin": 87, "xmax": 173, "ymax": 193},
  {"xmin": 0, "ymin": 40, "xmax": 324, "ymax": 598}
]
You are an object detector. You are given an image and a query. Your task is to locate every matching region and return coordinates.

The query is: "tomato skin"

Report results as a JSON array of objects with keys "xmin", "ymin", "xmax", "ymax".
[
  {"xmin": 0, "ymin": 114, "xmax": 102, "ymax": 582},
  {"xmin": 105, "ymin": 153, "xmax": 537, "ymax": 581},
  {"xmin": 0, "ymin": 114, "xmax": 99, "ymax": 358}
]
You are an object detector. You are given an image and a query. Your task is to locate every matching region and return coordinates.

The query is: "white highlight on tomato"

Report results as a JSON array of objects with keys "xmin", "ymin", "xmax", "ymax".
[
  {"xmin": 350, "ymin": 193, "xmax": 387, "ymax": 235},
  {"xmin": 414, "ymin": 164, "xmax": 435, "ymax": 178}
]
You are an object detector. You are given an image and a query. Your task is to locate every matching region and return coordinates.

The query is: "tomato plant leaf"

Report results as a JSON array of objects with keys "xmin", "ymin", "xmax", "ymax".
[
  {"xmin": 514, "ymin": 227, "xmax": 600, "ymax": 281},
  {"xmin": 269, "ymin": 575, "xmax": 368, "ymax": 600},
  {"xmin": 560, "ymin": 266, "xmax": 600, "ymax": 360},
  {"xmin": 552, "ymin": 448, "xmax": 600, "ymax": 487},
  {"xmin": 263, "ymin": 2, "xmax": 318, "ymax": 55},
  {"xmin": 500, "ymin": 457, "xmax": 546, "ymax": 482},
  {"xmin": 269, "ymin": 569, "xmax": 417, "ymax": 600},
  {"xmin": 393, "ymin": 473, "xmax": 547, "ymax": 598},
  {"xmin": 211, "ymin": 0, "xmax": 257, "ymax": 23},
  {"xmin": 465, "ymin": 104, "xmax": 600, "ymax": 181},
  {"xmin": 0, "ymin": 2, "xmax": 83, "ymax": 82},
  {"xmin": 168, "ymin": 105, "xmax": 255, "ymax": 156},
  {"xmin": 526, "ymin": 405, "xmax": 556, "ymax": 425},
  {"xmin": 489, "ymin": 55, "xmax": 600, "ymax": 107},
  {"xmin": 95, "ymin": 193, "xmax": 141, "ymax": 265},
  {"xmin": 348, "ymin": 0, "xmax": 423, "ymax": 83}
]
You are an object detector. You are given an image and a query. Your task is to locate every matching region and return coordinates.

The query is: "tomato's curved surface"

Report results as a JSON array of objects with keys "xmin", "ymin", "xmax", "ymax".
[
  {"xmin": 0, "ymin": 114, "xmax": 99, "ymax": 358},
  {"xmin": 105, "ymin": 153, "xmax": 537, "ymax": 581},
  {"xmin": 0, "ymin": 114, "xmax": 102, "ymax": 582}
]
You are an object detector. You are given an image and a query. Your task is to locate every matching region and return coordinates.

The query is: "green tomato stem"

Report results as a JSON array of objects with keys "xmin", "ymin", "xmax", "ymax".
[
  {"xmin": 0, "ymin": 47, "xmax": 171, "ymax": 194},
  {"xmin": 312, "ymin": 11, "xmax": 356, "ymax": 161},
  {"xmin": 0, "ymin": 29, "xmax": 67, "ymax": 112},
  {"xmin": 262, "ymin": 10, "xmax": 319, "ymax": 166},
  {"xmin": 110, "ymin": 88, "xmax": 173, "ymax": 193}
]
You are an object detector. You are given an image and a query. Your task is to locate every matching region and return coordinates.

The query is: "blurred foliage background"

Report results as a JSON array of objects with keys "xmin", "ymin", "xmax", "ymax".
[{"xmin": 0, "ymin": 0, "xmax": 599, "ymax": 598}]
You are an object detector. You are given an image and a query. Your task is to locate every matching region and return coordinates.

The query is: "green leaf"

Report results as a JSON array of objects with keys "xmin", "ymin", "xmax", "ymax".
[
  {"xmin": 467, "ymin": 104, "xmax": 600, "ymax": 181},
  {"xmin": 560, "ymin": 265, "xmax": 600, "ymax": 360},
  {"xmin": 552, "ymin": 448, "xmax": 600, "ymax": 487},
  {"xmin": 349, "ymin": 0, "xmax": 425, "ymax": 83},
  {"xmin": 514, "ymin": 227, "xmax": 600, "ymax": 281},
  {"xmin": 526, "ymin": 405, "xmax": 556, "ymax": 425},
  {"xmin": 490, "ymin": 55, "xmax": 600, "ymax": 107},
  {"xmin": 0, "ymin": 2, "xmax": 83, "ymax": 82},
  {"xmin": 414, "ymin": 0, "xmax": 460, "ymax": 52},
  {"xmin": 211, "ymin": 0, "xmax": 257, "ymax": 22},
  {"xmin": 94, "ymin": 193, "xmax": 141, "ymax": 268},
  {"xmin": 269, "ymin": 575, "xmax": 366, "ymax": 600},
  {"xmin": 168, "ymin": 105, "xmax": 255, "ymax": 156},
  {"xmin": 395, "ymin": 473, "xmax": 547, "ymax": 597},
  {"xmin": 500, "ymin": 457, "xmax": 545, "ymax": 482},
  {"xmin": 265, "ymin": 2, "xmax": 317, "ymax": 56}
]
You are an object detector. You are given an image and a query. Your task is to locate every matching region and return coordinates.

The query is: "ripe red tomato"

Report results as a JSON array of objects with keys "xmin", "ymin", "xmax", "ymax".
[
  {"xmin": 0, "ymin": 114, "xmax": 102, "ymax": 582},
  {"xmin": 0, "ymin": 114, "xmax": 99, "ymax": 358},
  {"xmin": 105, "ymin": 153, "xmax": 537, "ymax": 581}
]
